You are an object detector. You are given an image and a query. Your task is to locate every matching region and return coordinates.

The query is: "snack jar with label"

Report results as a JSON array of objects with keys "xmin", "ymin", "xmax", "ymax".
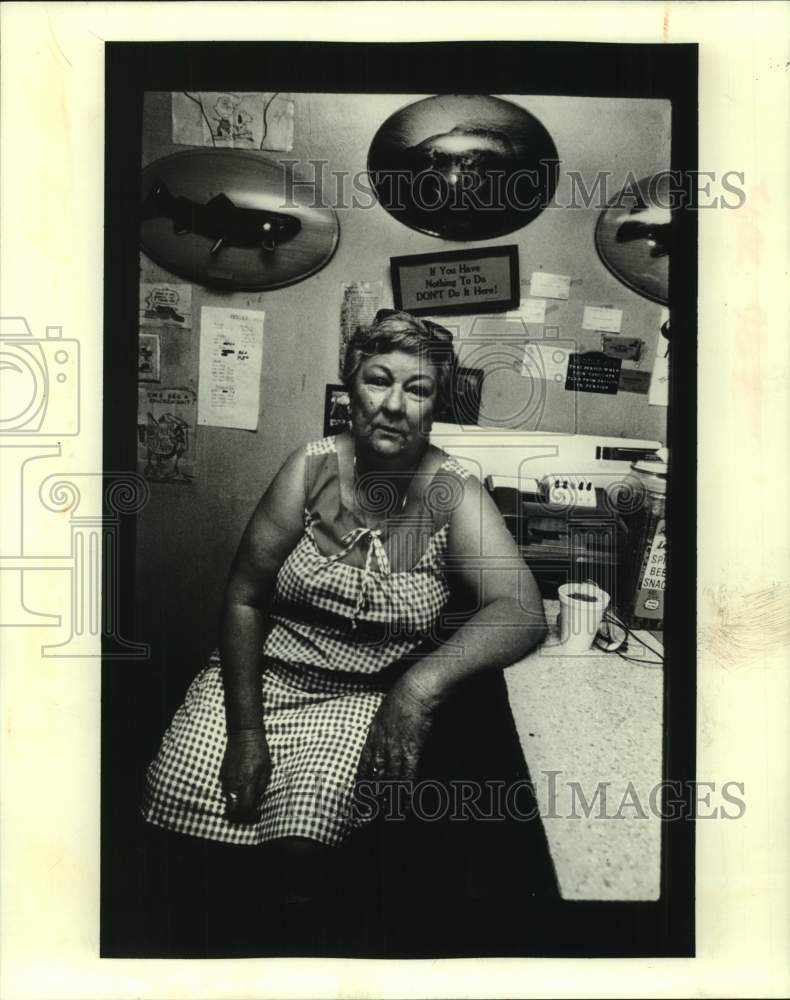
[{"xmin": 620, "ymin": 449, "xmax": 667, "ymax": 631}]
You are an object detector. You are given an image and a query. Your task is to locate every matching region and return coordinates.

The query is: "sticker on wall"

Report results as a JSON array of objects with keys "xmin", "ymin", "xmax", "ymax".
[
  {"xmin": 171, "ymin": 92, "xmax": 295, "ymax": 151},
  {"xmin": 137, "ymin": 332, "xmax": 161, "ymax": 383},
  {"xmin": 521, "ymin": 342, "xmax": 572, "ymax": 384},
  {"xmin": 529, "ymin": 271, "xmax": 571, "ymax": 300},
  {"xmin": 565, "ymin": 351, "xmax": 622, "ymax": 394},
  {"xmin": 618, "ymin": 368, "xmax": 652, "ymax": 394},
  {"xmin": 601, "ymin": 334, "xmax": 643, "ymax": 362},
  {"xmin": 505, "ymin": 297, "xmax": 547, "ymax": 324},
  {"xmin": 582, "ymin": 305, "xmax": 623, "ymax": 333},
  {"xmin": 198, "ymin": 307, "xmax": 265, "ymax": 431},
  {"xmin": 139, "ymin": 281, "xmax": 193, "ymax": 329},
  {"xmin": 137, "ymin": 386, "xmax": 197, "ymax": 484},
  {"xmin": 339, "ymin": 281, "xmax": 382, "ymax": 376}
]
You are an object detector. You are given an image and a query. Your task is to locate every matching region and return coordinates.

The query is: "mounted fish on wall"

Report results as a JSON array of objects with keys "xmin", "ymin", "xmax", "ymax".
[
  {"xmin": 595, "ymin": 172, "xmax": 671, "ymax": 307},
  {"xmin": 367, "ymin": 94, "xmax": 559, "ymax": 241},
  {"xmin": 140, "ymin": 150, "xmax": 339, "ymax": 291}
]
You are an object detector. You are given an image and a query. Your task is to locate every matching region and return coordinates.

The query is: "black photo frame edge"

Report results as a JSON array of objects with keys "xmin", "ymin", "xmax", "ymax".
[{"xmin": 103, "ymin": 40, "xmax": 697, "ymax": 961}]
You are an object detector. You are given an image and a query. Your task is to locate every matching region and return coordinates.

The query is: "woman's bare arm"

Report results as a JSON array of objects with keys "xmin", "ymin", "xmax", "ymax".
[
  {"xmin": 219, "ymin": 445, "xmax": 307, "ymax": 733},
  {"xmin": 356, "ymin": 474, "xmax": 546, "ymax": 783},
  {"xmin": 404, "ymin": 473, "xmax": 547, "ymax": 706}
]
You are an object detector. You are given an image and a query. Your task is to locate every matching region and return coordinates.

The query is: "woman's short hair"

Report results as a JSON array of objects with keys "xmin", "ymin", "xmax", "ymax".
[{"xmin": 342, "ymin": 309, "xmax": 458, "ymax": 407}]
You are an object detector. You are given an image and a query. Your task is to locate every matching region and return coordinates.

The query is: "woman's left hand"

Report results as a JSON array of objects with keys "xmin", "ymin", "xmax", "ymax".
[{"xmin": 356, "ymin": 675, "xmax": 438, "ymax": 783}]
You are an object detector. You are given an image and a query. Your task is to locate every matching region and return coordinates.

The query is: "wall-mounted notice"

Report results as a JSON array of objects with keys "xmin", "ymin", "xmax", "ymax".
[
  {"xmin": 339, "ymin": 281, "xmax": 382, "ymax": 375},
  {"xmin": 602, "ymin": 334, "xmax": 643, "ymax": 361},
  {"xmin": 618, "ymin": 368, "xmax": 652, "ymax": 394},
  {"xmin": 137, "ymin": 332, "xmax": 161, "ymax": 383},
  {"xmin": 171, "ymin": 92, "xmax": 295, "ymax": 151},
  {"xmin": 137, "ymin": 386, "xmax": 197, "ymax": 484},
  {"xmin": 505, "ymin": 297, "xmax": 547, "ymax": 324},
  {"xmin": 139, "ymin": 281, "xmax": 193, "ymax": 329},
  {"xmin": 529, "ymin": 271, "xmax": 571, "ymax": 300},
  {"xmin": 649, "ymin": 349, "xmax": 669, "ymax": 406},
  {"xmin": 198, "ymin": 307, "xmax": 264, "ymax": 430},
  {"xmin": 582, "ymin": 305, "xmax": 623, "ymax": 332},
  {"xmin": 521, "ymin": 342, "xmax": 572, "ymax": 384},
  {"xmin": 565, "ymin": 352, "xmax": 622, "ymax": 394},
  {"xmin": 391, "ymin": 246, "xmax": 519, "ymax": 316}
]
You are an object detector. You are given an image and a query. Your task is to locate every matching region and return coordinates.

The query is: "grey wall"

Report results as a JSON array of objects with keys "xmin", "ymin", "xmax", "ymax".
[{"xmin": 136, "ymin": 91, "xmax": 670, "ymax": 673}]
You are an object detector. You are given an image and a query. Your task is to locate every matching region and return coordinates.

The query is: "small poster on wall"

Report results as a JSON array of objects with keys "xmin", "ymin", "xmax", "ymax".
[
  {"xmin": 171, "ymin": 91, "xmax": 295, "ymax": 151},
  {"xmin": 338, "ymin": 281, "xmax": 382, "ymax": 376},
  {"xmin": 137, "ymin": 386, "xmax": 197, "ymax": 484}
]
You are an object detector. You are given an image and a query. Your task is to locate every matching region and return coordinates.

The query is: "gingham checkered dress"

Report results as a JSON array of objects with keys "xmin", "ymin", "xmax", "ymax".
[{"xmin": 141, "ymin": 435, "xmax": 470, "ymax": 847}]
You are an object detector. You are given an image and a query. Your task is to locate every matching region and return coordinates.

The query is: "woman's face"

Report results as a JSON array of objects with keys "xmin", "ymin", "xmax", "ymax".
[{"xmin": 350, "ymin": 350, "xmax": 438, "ymax": 464}]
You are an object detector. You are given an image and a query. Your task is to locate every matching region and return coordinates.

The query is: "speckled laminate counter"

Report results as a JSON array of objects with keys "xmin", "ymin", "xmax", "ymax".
[{"xmin": 504, "ymin": 599, "xmax": 664, "ymax": 901}]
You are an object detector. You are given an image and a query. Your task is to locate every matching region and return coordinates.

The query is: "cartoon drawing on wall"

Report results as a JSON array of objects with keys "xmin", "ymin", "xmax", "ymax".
[
  {"xmin": 137, "ymin": 386, "xmax": 197, "ymax": 482},
  {"xmin": 139, "ymin": 281, "xmax": 193, "ymax": 329},
  {"xmin": 171, "ymin": 92, "xmax": 295, "ymax": 151}
]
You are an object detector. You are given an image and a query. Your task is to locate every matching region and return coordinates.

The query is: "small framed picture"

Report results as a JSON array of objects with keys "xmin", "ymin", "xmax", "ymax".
[
  {"xmin": 137, "ymin": 332, "xmax": 161, "ymax": 383},
  {"xmin": 323, "ymin": 383, "xmax": 351, "ymax": 436},
  {"xmin": 434, "ymin": 366, "xmax": 485, "ymax": 426}
]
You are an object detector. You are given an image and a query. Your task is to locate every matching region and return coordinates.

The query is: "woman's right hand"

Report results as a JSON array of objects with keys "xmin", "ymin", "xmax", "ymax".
[{"xmin": 219, "ymin": 728, "xmax": 272, "ymax": 824}]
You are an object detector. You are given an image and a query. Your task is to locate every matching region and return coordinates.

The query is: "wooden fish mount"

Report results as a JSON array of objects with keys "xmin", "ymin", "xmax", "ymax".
[
  {"xmin": 140, "ymin": 150, "xmax": 339, "ymax": 291},
  {"xmin": 595, "ymin": 173, "xmax": 670, "ymax": 305}
]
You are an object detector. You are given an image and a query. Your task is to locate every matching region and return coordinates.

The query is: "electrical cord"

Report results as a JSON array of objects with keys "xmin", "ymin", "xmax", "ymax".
[{"xmin": 601, "ymin": 609, "xmax": 663, "ymax": 666}]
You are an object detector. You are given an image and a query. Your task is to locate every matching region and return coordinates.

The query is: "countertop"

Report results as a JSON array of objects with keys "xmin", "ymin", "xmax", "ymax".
[{"xmin": 504, "ymin": 599, "xmax": 664, "ymax": 901}]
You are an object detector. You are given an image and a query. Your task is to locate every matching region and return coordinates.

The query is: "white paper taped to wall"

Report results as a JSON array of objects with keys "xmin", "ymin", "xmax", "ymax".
[
  {"xmin": 198, "ymin": 307, "xmax": 265, "ymax": 430},
  {"xmin": 521, "ymin": 341, "xmax": 572, "ymax": 384}
]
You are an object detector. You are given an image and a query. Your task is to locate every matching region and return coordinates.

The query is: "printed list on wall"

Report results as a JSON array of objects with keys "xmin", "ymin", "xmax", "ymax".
[{"xmin": 198, "ymin": 307, "xmax": 265, "ymax": 430}]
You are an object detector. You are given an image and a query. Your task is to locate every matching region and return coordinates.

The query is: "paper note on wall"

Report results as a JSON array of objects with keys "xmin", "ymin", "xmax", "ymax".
[
  {"xmin": 649, "ymin": 350, "xmax": 669, "ymax": 406},
  {"xmin": 582, "ymin": 305, "xmax": 623, "ymax": 333},
  {"xmin": 139, "ymin": 281, "xmax": 193, "ymax": 329},
  {"xmin": 521, "ymin": 342, "xmax": 572, "ymax": 384},
  {"xmin": 505, "ymin": 297, "xmax": 547, "ymax": 324},
  {"xmin": 529, "ymin": 271, "xmax": 571, "ymax": 300},
  {"xmin": 172, "ymin": 92, "xmax": 295, "ymax": 151},
  {"xmin": 339, "ymin": 281, "xmax": 383, "ymax": 376},
  {"xmin": 198, "ymin": 307, "xmax": 264, "ymax": 430}
]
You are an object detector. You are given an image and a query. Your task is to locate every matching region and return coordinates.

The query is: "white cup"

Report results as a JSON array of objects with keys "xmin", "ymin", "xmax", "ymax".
[{"xmin": 557, "ymin": 582, "xmax": 610, "ymax": 653}]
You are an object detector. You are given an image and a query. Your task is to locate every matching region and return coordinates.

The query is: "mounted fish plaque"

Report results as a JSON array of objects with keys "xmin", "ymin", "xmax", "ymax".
[
  {"xmin": 140, "ymin": 150, "xmax": 339, "ymax": 291},
  {"xmin": 595, "ymin": 173, "xmax": 670, "ymax": 306},
  {"xmin": 368, "ymin": 95, "xmax": 559, "ymax": 242}
]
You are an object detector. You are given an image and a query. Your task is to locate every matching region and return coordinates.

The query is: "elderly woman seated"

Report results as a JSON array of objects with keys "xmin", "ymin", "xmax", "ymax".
[{"xmin": 140, "ymin": 309, "xmax": 557, "ymax": 957}]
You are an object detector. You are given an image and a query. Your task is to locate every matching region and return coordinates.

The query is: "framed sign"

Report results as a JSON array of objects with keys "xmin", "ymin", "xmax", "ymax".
[{"xmin": 390, "ymin": 245, "xmax": 519, "ymax": 316}]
